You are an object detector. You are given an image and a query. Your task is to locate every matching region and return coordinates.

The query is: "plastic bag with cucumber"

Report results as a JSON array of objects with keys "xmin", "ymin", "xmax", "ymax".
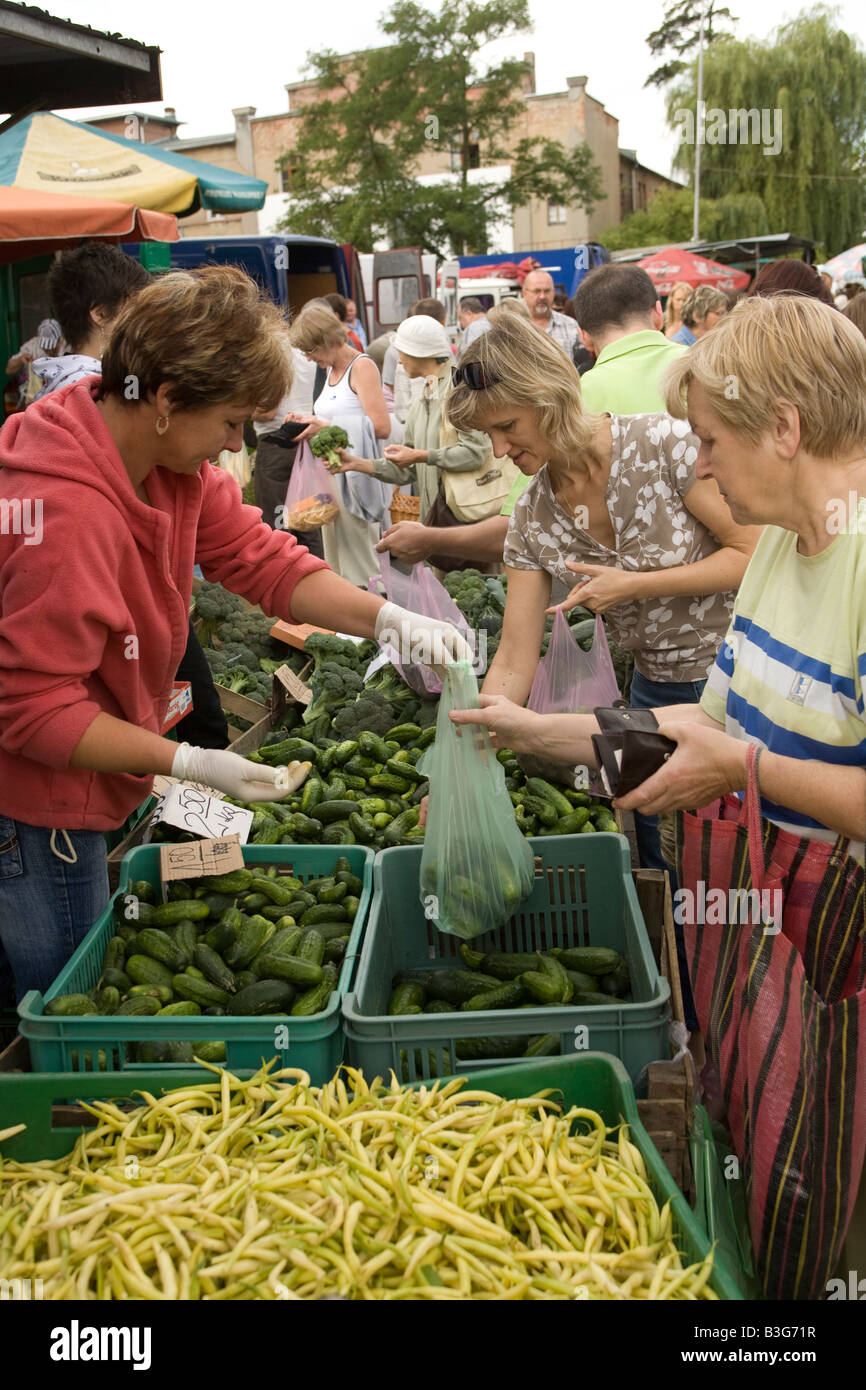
[{"xmin": 418, "ymin": 661, "xmax": 534, "ymax": 940}]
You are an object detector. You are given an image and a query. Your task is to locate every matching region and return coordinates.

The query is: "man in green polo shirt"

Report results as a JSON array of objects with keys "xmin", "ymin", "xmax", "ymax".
[{"xmin": 575, "ymin": 263, "xmax": 686, "ymax": 414}]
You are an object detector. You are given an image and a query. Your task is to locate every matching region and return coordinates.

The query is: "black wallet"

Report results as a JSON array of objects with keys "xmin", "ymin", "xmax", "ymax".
[{"xmin": 590, "ymin": 703, "xmax": 677, "ymax": 798}]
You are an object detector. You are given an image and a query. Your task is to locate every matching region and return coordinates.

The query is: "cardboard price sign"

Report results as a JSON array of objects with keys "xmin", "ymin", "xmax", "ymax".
[
  {"xmin": 274, "ymin": 664, "xmax": 311, "ymax": 705},
  {"xmin": 159, "ymin": 835, "xmax": 245, "ymax": 886},
  {"xmin": 150, "ymin": 783, "xmax": 255, "ymax": 844}
]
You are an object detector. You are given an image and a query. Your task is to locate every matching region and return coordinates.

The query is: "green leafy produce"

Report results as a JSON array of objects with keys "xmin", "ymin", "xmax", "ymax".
[
  {"xmin": 192, "ymin": 581, "xmax": 244, "ymax": 644},
  {"xmin": 332, "ymin": 692, "xmax": 396, "ymax": 739},
  {"xmin": 309, "ymin": 424, "xmax": 350, "ymax": 470},
  {"xmin": 302, "ymin": 662, "xmax": 364, "ymax": 727}
]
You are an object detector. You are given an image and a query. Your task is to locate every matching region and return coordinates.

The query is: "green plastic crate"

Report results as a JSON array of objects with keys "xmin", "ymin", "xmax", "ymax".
[
  {"xmin": 0, "ymin": 1053, "xmax": 740, "ymax": 1300},
  {"xmin": 343, "ymin": 837, "xmax": 670, "ymax": 1084},
  {"xmin": 18, "ymin": 843, "xmax": 373, "ymax": 1081},
  {"xmin": 690, "ymin": 1104, "xmax": 760, "ymax": 1299}
]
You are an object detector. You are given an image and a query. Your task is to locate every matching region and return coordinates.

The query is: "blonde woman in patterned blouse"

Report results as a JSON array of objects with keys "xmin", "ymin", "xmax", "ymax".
[{"xmin": 447, "ymin": 313, "xmax": 761, "ymax": 892}]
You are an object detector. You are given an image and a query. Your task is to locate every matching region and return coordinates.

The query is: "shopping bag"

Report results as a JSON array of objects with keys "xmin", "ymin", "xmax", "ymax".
[
  {"xmin": 519, "ymin": 608, "xmax": 620, "ymax": 784},
  {"xmin": 368, "ymin": 551, "xmax": 474, "ymax": 696},
  {"xmin": 674, "ymin": 743, "xmax": 866, "ymax": 1300},
  {"xmin": 283, "ymin": 441, "xmax": 339, "ymax": 531},
  {"xmin": 419, "ymin": 661, "xmax": 535, "ymax": 940},
  {"xmin": 439, "ymin": 415, "xmax": 520, "ymax": 522},
  {"xmin": 216, "ymin": 443, "xmax": 252, "ymax": 488}
]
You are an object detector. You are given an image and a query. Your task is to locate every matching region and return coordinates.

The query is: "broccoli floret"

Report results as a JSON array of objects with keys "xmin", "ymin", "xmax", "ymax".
[
  {"xmin": 203, "ymin": 647, "xmax": 230, "ymax": 675},
  {"xmin": 302, "ymin": 662, "xmax": 364, "ymax": 726},
  {"xmin": 415, "ymin": 699, "xmax": 439, "ymax": 730},
  {"xmin": 304, "ymin": 631, "xmax": 368, "ymax": 672},
  {"xmin": 243, "ymin": 670, "xmax": 272, "ymax": 703},
  {"xmin": 217, "ymin": 612, "xmax": 282, "ymax": 661},
  {"xmin": 192, "ymin": 582, "xmax": 244, "ymax": 645},
  {"xmin": 219, "ymin": 641, "xmax": 259, "ymax": 672},
  {"xmin": 310, "ymin": 424, "xmax": 350, "ymax": 471},
  {"xmin": 364, "ymin": 662, "xmax": 421, "ymax": 714},
  {"xmin": 213, "ymin": 665, "xmax": 251, "ymax": 693},
  {"xmin": 332, "ymin": 693, "xmax": 396, "ymax": 739}
]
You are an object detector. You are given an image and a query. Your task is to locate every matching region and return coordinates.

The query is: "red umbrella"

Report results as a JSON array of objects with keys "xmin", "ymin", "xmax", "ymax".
[{"xmin": 637, "ymin": 247, "xmax": 750, "ymax": 295}]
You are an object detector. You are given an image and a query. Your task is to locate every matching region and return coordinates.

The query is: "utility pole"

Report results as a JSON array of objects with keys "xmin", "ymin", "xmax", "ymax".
[{"xmin": 692, "ymin": 0, "xmax": 707, "ymax": 242}]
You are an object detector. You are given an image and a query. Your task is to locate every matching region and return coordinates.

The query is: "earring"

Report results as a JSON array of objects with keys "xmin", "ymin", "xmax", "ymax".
[{"xmin": 155, "ymin": 416, "xmax": 170, "ymax": 436}]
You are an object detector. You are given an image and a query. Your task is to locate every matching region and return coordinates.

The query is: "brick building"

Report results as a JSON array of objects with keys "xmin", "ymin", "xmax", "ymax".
[{"xmin": 88, "ymin": 53, "xmax": 680, "ymax": 248}]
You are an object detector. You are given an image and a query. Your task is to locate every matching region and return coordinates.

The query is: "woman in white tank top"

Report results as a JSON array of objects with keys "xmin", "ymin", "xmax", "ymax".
[{"xmin": 288, "ymin": 304, "xmax": 392, "ymax": 587}]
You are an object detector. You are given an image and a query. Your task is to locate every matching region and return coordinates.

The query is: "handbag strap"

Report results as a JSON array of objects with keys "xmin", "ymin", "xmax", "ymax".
[{"xmin": 738, "ymin": 742, "xmax": 766, "ymax": 891}]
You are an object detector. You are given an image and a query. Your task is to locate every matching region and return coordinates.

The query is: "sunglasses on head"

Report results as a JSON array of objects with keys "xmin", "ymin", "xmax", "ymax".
[{"xmin": 451, "ymin": 363, "xmax": 500, "ymax": 390}]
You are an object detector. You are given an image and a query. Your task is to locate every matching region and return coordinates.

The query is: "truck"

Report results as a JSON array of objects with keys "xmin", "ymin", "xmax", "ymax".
[{"xmin": 437, "ymin": 244, "xmax": 610, "ymax": 338}]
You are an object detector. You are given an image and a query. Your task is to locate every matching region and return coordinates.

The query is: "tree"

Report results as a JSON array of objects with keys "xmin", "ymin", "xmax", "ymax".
[
  {"xmin": 645, "ymin": 0, "xmax": 737, "ymax": 89},
  {"xmin": 665, "ymin": 7, "xmax": 866, "ymax": 254},
  {"xmin": 599, "ymin": 186, "xmax": 769, "ymax": 251},
  {"xmin": 276, "ymin": 0, "xmax": 604, "ymax": 256}
]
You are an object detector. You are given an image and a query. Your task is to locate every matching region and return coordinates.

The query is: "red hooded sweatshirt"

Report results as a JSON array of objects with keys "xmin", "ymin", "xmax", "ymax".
[{"xmin": 0, "ymin": 379, "xmax": 328, "ymax": 831}]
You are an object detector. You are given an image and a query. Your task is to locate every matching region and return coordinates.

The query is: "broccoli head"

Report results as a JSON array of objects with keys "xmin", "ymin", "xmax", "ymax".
[
  {"xmin": 304, "ymin": 631, "xmax": 368, "ymax": 672},
  {"xmin": 217, "ymin": 611, "xmax": 282, "ymax": 661},
  {"xmin": 302, "ymin": 661, "xmax": 364, "ymax": 726},
  {"xmin": 192, "ymin": 582, "xmax": 244, "ymax": 645},
  {"xmin": 363, "ymin": 661, "xmax": 422, "ymax": 715},
  {"xmin": 332, "ymin": 692, "xmax": 396, "ymax": 739},
  {"xmin": 213, "ymin": 664, "xmax": 251, "ymax": 693},
  {"xmin": 310, "ymin": 424, "xmax": 350, "ymax": 471},
  {"xmin": 218, "ymin": 641, "xmax": 260, "ymax": 672}
]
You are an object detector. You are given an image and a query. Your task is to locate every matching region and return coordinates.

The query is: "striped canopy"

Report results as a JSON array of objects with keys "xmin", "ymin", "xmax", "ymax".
[{"xmin": 0, "ymin": 112, "xmax": 268, "ymax": 216}]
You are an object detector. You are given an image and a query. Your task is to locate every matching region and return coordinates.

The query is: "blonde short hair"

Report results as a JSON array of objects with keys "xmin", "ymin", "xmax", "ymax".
[
  {"xmin": 101, "ymin": 264, "xmax": 290, "ymax": 412},
  {"xmin": 487, "ymin": 297, "xmax": 531, "ymax": 326},
  {"xmin": 681, "ymin": 285, "xmax": 728, "ymax": 327},
  {"xmin": 662, "ymin": 294, "xmax": 866, "ymax": 456},
  {"xmin": 446, "ymin": 313, "xmax": 602, "ymax": 459},
  {"xmin": 288, "ymin": 302, "xmax": 347, "ymax": 354}
]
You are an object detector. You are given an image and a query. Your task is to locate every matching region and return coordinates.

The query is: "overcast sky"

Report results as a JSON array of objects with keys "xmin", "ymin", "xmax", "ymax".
[{"xmin": 45, "ymin": 0, "xmax": 866, "ymax": 179}]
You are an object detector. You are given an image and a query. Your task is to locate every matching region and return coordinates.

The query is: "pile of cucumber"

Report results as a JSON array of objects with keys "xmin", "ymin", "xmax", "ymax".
[
  {"xmin": 44, "ymin": 861, "xmax": 363, "ymax": 1064},
  {"xmin": 388, "ymin": 942, "xmax": 630, "ymax": 1069},
  {"xmin": 149, "ymin": 731, "xmax": 618, "ymax": 851}
]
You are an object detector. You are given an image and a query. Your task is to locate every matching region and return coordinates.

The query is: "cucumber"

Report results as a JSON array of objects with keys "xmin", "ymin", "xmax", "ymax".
[
  {"xmin": 100, "ymin": 935, "xmax": 127, "ymax": 974},
  {"xmin": 135, "ymin": 1041, "xmax": 174, "ymax": 1063},
  {"xmin": 199, "ymin": 891, "xmax": 238, "ymax": 918},
  {"xmin": 358, "ymin": 731, "xmax": 390, "ymax": 762},
  {"xmin": 99, "ymin": 967, "xmax": 132, "ymax": 994},
  {"xmin": 455, "ymin": 1035, "xmax": 529, "ymax": 1061},
  {"xmin": 369, "ymin": 773, "xmax": 411, "ymax": 795},
  {"xmin": 571, "ymin": 989, "xmax": 612, "ymax": 1006},
  {"xmin": 565, "ymin": 969, "xmax": 599, "ymax": 994},
  {"xmin": 200, "ymin": 869, "xmax": 253, "ymax": 894},
  {"xmin": 301, "ymin": 775, "xmax": 325, "ymax": 813},
  {"xmin": 536, "ymin": 953, "xmax": 573, "ymax": 1004},
  {"xmin": 553, "ymin": 946, "xmax": 623, "ymax": 976},
  {"xmin": 157, "ymin": 1000, "xmax": 201, "ymax": 1016},
  {"xmin": 316, "ymin": 799, "xmax": 359, "ymax": 824},
  {"xmin": 551, "ymin": 808, "xmax": 591, "ymax": 835},
  {"xmin": 128, "ymin": 984, "xmax": 174, "ymax": 1004},
  {"xmin": 152, "ymin": 899, "xmax": 209, "ymax": 927},
  {"xmin": 384, "ymin": 723, "xmax": 422, "ymax": 745},
  {"xmin": 461, "ymin": 980, "xmax": 525, "ymax": 1011},
  {"xmin": 194, "ymin": 1041, "xmax": 228, "ymax": 1063},
  {"xmin": 524, "ymin": 777, "xmax": 573, "ymax": 820},
  {"xmin": 125, "ymin": 955, "xmax": 176, "ymax": 992},
  {"xmin": 167, "ymin": 1042, "xmax": 197, "ymax": 1063},
  {"xmin": 322, "ymin": 823, "xmax": 356, "ymax": 845},
  {"xmin": 171, "ymin": 973, "xmax": 231, "ymax": 1008},
  {"xmin": 170, "ymin": 919, "xmax": 198, "ymax": 968},
  {"xmin": 193, "ymin": 943, "xmax": 238, "ymax": 994},
  {"xmin": 247, "ymin": 951, "xmax": 323, "ymax": 987},
  {"xmin": 249, "ymin": 875, "xmax": 304, "ymax": 907},
  {"xmin": 521, "ymin": 971, "xmax": 562, "ymax": 1005},
  {"xmin": 297, "ymin": 929, "xmax": 325, "ymax": 967},
  {"xmin": 389, "ymin": 981, "xmax": 427, "ymax": 1015},
  {"xmin": 300, "ymin": 903, "xmax": 348, "ymax": 927},
  {"xmin": 480, "ymin": 951, "xmax": 541, "ymax": 981},
  {"xmin": 348, "ymin": 812, "xmax": 375, "ymax": 843},
  {"xmin": 94, "ymin": 986, "xmax": 121, "ymax": 1015},
  {"xmin": 224, "ymin": 915, "xmax": 274, "ymax": 970},
  {"xmin": 395, "ymin": 969, "xmax": 501, "ymax": 1005},
  {"xmin": 234, "ymin": 970, "xmax": 257, "ymax": 992},
  {"xmin": 291, "ymin": 963, "xmax": 338, "ymax": 1016},
  {"xmin": 323, "ymin": 937, "xmax": 348, "ymax": 964},
  {"xmin": 336, "ymin": 871, "xmax": 364, "ymax": 896},
  {"xmin": 237, "ymin": 893, "xmax": 269, "ymax": 913},
  {"xmin": 201, "ymin": 918, "xmax": 238, "ymax": 956},
  {"xmin": 343, "ymin": 895, "xmax": 361, "ymax": 920},
  {"xmin": 525, "ymin": 1032, "xmax": 562, "ymax": 1057},
  {"xmin": 136, "ymin": 928, "xmax": 187, "ymax": 973},
  {"xmin": 424, "ymin": 998, "xmax": 453, "ymax": 1014},
  {"xmin": 117, "ymin": 995, "xmax": 162, "ymax": 1016},
  {"xmin": 318, "ymin": 880, "xmax": 348, "ymax": 904},
  {"xmin": 228, "ymin": 980, "xmax": 296, "ymax": 1015}
]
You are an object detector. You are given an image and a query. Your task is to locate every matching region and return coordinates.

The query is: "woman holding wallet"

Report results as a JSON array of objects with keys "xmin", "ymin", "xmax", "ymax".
[
  {"xmin": 445, "ymin": 313, "xmax": 761, "ymax": 877},
  {"xmin": 450, "ymin": 294, "xmax": 866, "ymax": 1301}
]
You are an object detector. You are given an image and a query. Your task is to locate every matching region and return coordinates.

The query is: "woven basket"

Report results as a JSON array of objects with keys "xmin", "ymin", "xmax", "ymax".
[{"xmin": 389, "ymin": 492, "xmax": 421, "ymax": 525}]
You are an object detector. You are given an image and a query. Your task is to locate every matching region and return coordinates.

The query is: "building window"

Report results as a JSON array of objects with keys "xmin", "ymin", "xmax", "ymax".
[
  {"xmin": 277, "ymin": 159, "xmax": 300, "ymax": 193},
  {"xmin": 547, "ymin": 201, "xmax": 567, "ymax": 225}
]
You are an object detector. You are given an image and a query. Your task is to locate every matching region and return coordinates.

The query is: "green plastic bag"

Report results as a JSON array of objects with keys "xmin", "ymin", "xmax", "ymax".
[{"xmin": 418, "ymin": 661, "xmax": 534, "ymax": 939}]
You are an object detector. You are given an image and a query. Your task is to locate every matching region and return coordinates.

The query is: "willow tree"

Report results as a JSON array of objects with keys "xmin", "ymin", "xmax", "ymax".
[{"xmin": 666, "ymin": 7, "xmax": 866, "ymax": 255}]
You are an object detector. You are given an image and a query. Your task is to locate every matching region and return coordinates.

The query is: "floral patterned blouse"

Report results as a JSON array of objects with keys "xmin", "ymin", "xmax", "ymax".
[{"xmin": 503, "ymin": 412, "xmax": 734, "ymax": 683}]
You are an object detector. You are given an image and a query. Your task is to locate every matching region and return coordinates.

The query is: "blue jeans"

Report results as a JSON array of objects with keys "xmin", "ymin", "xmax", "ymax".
[
  {"xmin": 628, "ymin": 670, "xmax": 706, "ymax": 1032},
  {"xmin": 0, "ymin": 816, "xmax": 109, "ymax": 1006}
]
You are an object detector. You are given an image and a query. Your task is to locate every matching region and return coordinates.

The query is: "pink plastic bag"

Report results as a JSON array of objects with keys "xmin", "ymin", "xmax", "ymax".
[
  {"xmin": 368, "ymin": 552, "xmax": 474, "ymax": 695},
  {"xmin": 283, "ymin": 441, "xmax": 339, "ymax": 531},
  {"xmin": 520, "ymin": 608, "xmax": 620, "ymax": 783}
]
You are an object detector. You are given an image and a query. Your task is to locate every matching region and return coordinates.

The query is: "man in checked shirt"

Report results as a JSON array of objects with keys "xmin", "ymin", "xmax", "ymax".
[{"xmin": 521, "ymin": 269, "xmax": 581, "ymax": 358}]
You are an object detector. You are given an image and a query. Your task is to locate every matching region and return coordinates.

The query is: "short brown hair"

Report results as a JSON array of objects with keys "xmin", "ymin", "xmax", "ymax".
[
  {"xmin": 842, "ymin": 295, "xmax": 866, "ymax": 340},
  {"xmin": 663, "ymin": 294, "xmax": 866, "ymax": 457},
  {"xmin": 412, "ymin": 298, "xmax": 446, "ymax": 324},
  {"xmin": 101, "ymin": 265, "xmax": 290, "ymax": 411},
  {"xmin": 746, "ymin": 258, "xmax": 836, "ymax": 307},
  {"xmin": 288, "ymin": 301, "xmax": 347, "ymax": 354},
  {"xmin": 575, "ymin": 263, "xmax": 658, "ymax": 334}
]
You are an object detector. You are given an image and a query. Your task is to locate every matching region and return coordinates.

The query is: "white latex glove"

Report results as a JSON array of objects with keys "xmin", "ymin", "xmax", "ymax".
[
  {"xmin": 171, "ymin": 745, "xmax": 310, "ymax": 802},
  {"xmin": 374, "ymin": 601, "xmax": 474, "ymax": 677}
]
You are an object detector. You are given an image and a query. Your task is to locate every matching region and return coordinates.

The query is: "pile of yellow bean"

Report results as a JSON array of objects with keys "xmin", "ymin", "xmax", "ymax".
[{"xmin": 0, "ymin": 1063, "xmax": 716, "ymax": 1300}]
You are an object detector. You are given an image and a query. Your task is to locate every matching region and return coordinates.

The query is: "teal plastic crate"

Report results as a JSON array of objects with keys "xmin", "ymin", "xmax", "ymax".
[
  {"xmin": 18, "ymin": 843, "xmax": 373, "ymax": 1081},
  {"xmin": 343, "ymin": 837, "xmax": 670, "ymax": 1084},
  {"xmin": 690, "ymin": 1104, "xmax": 760, "ymax": 1299},
  {"xmin": 0, "ymin": 1053, "xmax": 740, "ymax": 1299}
]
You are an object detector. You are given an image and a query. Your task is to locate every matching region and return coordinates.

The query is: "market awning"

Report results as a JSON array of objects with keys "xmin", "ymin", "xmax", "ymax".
[
  {"xmin": 637, "ymin": 246, "xmax": 750, "ymax": 295},
  {"xmin": 0, "ymin": 185, "xmax": 177, "ymax": 262},
  {"xmin": 820, "ymin": 243, "xmax": 866, "ymax": 286},
  {"xmin": 0, "ymin": 112, "xmax": 268, "ymax": 216}
]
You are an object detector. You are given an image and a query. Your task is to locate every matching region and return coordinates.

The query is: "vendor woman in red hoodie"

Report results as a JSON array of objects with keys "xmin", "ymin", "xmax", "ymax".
[{"xmin": 0, "ymin": 266, "xmax": 469, "ymax": 1002}]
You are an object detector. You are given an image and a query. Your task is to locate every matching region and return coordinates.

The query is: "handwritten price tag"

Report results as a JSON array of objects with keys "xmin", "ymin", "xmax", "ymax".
[
  {"xmin": 274, "ymin": 664, "xmax": 312, "ymax": 706},
  {"xmin": 151, "ymin": 783, "xmax": 255, "ymax": 844},
  {"xmin": 159, "ymin": 835, "xmax": 246, "ymax": 885}
]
